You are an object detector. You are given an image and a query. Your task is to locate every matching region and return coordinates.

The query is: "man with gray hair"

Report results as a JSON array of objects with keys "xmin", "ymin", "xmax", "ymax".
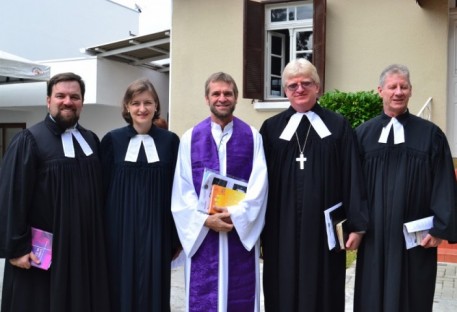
[
  {"xmin": 260, "ymin": 58, "xmax": 368, "ymax": 311},
  {"xmin": 354, "ymin": 64, "xmax": 457, "ymax": 312}
]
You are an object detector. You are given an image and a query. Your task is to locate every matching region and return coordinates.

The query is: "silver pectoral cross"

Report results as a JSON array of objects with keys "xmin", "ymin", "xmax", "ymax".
[{"xmin": 296, "ymin": 152, "xmax": 307, "ymax": 170}]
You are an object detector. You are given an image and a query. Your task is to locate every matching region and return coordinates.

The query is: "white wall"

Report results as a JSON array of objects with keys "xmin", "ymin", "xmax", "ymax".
[
  {"xmin": 0, "ymin": 105, "xmax": 123, "ymax": 140},
  {"xmin": 0, "ymin": 57, "xmax": 170, "ymax": 138},
  {"xmin": 0, "ymin": 0, "xmax": 139, "ymax": 60},
  {"xmin": 43, "ymin": 58, "xmax": 169, "ymax": 111},
  {"xmin": 0, "ymin": 0, "xmax": 171, "ymax": 151},
  {"xmin": 95, "ymin": 58, "xmax": 170, "ymax": 116},
  {"xmin": 0, "ymin": 107, "xmax": 47, "ymax": 128},
  {"xmin": 0, "ymin": 82, "xmax": 47, "ymax": 107},
  {"xmin": 137, "ymin": 0, "xmax": 172, "ymax": 34}
]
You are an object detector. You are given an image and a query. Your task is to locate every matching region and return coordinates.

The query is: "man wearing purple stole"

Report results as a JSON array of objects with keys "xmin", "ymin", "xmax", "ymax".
[{"xmin": 171, "ymin": 72, "xmax": 268, "ymax": 312}]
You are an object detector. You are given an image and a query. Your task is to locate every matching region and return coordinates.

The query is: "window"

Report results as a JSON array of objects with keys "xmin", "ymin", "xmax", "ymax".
[
  {"xmin": 0, "ymin": 123, "xmax": 25, "ymax": 165},
  {"xmin": 267, "ymin": 31, "xmax": 286, "ymax": 97},
  {"xmin": 265, "ymin": 2, "xmax": 312, "ymax": 99},
  {"xmin": 243, "ymin": 0, "xmax": 326, "ymax": 104}
]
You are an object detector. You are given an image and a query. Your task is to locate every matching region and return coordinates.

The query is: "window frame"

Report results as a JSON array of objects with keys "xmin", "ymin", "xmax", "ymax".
[
  {"xmin": 0, "ymin": 123, "xmax": 26, "ymax": 164},
  {"xmin": 243, "ymin": 0, "xmax": 326, "ymax": 108},
  {"xmin": 293, "ymin": 27, "xmax": 313, "ymax": 60},
  {"xmin": 266, "ymin": 31, "xmax": 286, "ymax": 99}
]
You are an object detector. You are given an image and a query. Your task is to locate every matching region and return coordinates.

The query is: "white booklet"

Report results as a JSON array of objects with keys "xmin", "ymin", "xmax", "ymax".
[
  {"xmin": 403, "ymin": 216, "xmax": 434, "ymax": 249},
  {"xmin": 197, "ymin": 168, "xmax": 248, "ymax": 214},
  {"xmin": 324, "ymin": 202, "xmax": 343, "ymax": 250}
]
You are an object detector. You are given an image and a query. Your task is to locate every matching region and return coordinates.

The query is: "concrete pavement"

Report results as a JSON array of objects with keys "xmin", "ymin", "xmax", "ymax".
[
  {"xmin": 1, "ymin": 258, "xmax": 456, "ymax": 311},
  {"xmin": 344, "ymin": 262, "xmax": 457, "ymax": 312},
  {"xmin": 171, "ymin": 261, "xmax": 457, "ymax": 312}
]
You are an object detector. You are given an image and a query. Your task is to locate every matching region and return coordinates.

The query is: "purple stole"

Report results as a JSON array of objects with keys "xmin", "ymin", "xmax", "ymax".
[{"xmin": 190, "ymin": 117, "xmax": 255, "ymax": 312}]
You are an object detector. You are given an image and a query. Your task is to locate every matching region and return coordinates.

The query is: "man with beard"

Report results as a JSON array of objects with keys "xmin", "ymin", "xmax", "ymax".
[
  {"xmin": 171, "ymin": 72, "xmax": 268, "ymax": 311},
  {"xmin": 0, "ymin": 72, "xmax": 110, "ymax": 312}
]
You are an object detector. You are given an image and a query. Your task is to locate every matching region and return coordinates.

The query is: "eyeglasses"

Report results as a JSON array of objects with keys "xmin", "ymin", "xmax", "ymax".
[{"xmin": 286, "ymin": 81, "xmax": 315, "ymax": 92}]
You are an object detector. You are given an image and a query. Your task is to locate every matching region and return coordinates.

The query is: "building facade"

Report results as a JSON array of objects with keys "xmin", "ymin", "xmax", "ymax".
[{"xmin": 169, "ymin": 0, "xmax": 455, "ymax": 155}]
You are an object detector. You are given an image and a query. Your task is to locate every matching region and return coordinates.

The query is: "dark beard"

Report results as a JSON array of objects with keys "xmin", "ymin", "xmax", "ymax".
[
  {"xmin": 53, "ymin": 111, "xmax": 79, "ymax": 130},
  {"xmin": 209, "ymin": 105, "xmax": 235, "ymax": 121}
]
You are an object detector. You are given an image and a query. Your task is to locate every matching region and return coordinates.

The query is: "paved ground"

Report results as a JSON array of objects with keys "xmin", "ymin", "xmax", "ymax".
[
  {"xmin": 344, "ymin": 262, "xmax": 457, "ymax": 312},
  {"xmin": 171, "ymin": 261, "xmax": 457, "ymax": 312},
  {"xmin": 1, "ymin": 259, "xmax": 456, "ymax": 311}
]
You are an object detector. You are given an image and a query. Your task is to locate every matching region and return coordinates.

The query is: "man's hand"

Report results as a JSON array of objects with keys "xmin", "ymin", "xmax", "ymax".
[
  {"xmin": 204, "ymin": 207, "xmax": 234, "ymax": 232},
  {"xmin": 421, "ymin": 234, "xmax": 443, "ymax": 248},
  {"xmin": 9, "ymin": 252, "xmax": 40, "ymax": 269},
  {"xmin": 345, "ymin": 232, "xmax": 364, "ymax": 250}
]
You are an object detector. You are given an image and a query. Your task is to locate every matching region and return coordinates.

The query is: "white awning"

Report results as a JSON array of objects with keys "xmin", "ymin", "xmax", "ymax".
[{"xmin": 0, "ymin": 50, "xmax": 51, "ymax": 84}]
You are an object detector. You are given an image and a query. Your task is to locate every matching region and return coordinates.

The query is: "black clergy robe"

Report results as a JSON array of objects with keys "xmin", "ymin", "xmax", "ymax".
[
  {"xmin": 0, "ymin": 115, "xmax": 110, "ymax": 312},
  {"xmin": 354, "ymin": 111, "xmax": 457, "ymax": 312},
  {"xmin": 260, "ymin": 104, "xmax": 368, "ymax": 312},
  {"xmin": 100, "ymin": 125, "xmax": 180, "ymax": 312}
]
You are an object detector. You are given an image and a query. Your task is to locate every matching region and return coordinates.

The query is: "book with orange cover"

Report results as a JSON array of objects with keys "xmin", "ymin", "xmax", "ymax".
[
  {"xmin": 198, "ymin": 168, "xmax": 248, "ymax": 214},
  {"xmin": 208, "ymin": 184, "xmax": 246, "ymax": 214}
]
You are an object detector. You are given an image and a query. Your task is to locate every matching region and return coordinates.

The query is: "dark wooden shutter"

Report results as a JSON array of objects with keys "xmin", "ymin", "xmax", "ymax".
[
  {"xmin": 243, "ymin": 0, "xmax": 327, "ymax": 99},
  {"xmin": 243, "ymin": 0, "xmax": 264, "ymax": 100},
  {"xmin": 313, "ymin": 0, "xmax": 326, "ymax": 94}
]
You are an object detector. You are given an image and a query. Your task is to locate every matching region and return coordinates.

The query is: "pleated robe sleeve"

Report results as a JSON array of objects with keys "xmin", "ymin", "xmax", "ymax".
[
  {"xmin": 172, "ymin": 129, "xmax": 210, "ymax": 257},
  {"xmin": 428, "ymin": 128, "xmax": 457, "ymax": 241},
  {"xmin": 0, "ymin": 130, "xmax": 37, "ymax": 259}
]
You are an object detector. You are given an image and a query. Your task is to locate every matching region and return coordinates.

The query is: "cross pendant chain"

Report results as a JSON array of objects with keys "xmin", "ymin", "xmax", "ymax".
[
  {"xmin": 296, "ymin": 152, "xmax": 307, "ymax": 170},
  {"xmin": 295, "ymin": 124, "xmax": 312, "ymax": 170}
]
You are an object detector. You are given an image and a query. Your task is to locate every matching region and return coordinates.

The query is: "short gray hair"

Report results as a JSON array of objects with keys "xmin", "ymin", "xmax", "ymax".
[
  {"xmin": 379, "ymin": 64, "xmax": 411, "ymax": 87},
  {"xmin": 282, "ymin": 58, "xmax": 320, "ymax": 88}
]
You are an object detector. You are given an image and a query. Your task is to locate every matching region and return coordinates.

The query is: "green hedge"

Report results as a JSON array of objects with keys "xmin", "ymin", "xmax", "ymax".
[
  {"xmin": 319, "ymin": 90, "xmax": 383, "ymax": 128},
  {"xmin": 319, "ymin": 90, "xmax": 382, "ymax": 267}
]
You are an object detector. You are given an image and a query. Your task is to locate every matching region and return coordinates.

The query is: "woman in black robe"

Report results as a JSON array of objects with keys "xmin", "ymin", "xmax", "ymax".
[{"xmin": 101, "ymin": 78, "xmax": 180, "ymax": 312}]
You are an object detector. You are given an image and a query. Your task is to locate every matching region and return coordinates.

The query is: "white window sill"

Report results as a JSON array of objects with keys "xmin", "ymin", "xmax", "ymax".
[{"xmin": 253, "ymin": 100, "xmax": 289, "ymax": 111}]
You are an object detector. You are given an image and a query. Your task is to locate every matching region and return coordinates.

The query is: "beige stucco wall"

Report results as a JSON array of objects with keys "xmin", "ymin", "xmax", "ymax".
[
  {"xmin": 169, "ymin": 0, "xmax": 272, "ymax": 136},
  {"xmin": 326, "ymin": 0, "xmax": 448, "ymax": 129},
  {"xmin": 169, "ymin": 0, "xmax": 449, "ymax": 136}
]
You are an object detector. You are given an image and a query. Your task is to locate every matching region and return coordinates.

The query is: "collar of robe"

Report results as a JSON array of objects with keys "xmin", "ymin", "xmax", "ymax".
[
  {"xmin": 279, "ymin": 108, "xmax": 331, "ymax": 141},
  {"xmin": 378, "ymin": 115, "xmax": 405, "ymax": 144},
  {"xmin": 61, "ymin": 128, "xmax": 93, "ymax": 158},
  {"xmin": 124, "ymin": 134, "xmax": 159, "ymax": 163}
]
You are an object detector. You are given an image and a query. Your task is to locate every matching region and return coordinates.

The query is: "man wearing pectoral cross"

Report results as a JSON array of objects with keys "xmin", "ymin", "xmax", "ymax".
[
  {"xmin": 296, "ymin": 153, "xmax": 307, "ymax": 169},
  {"xmin": 260, "ymin": 58, "xmax": 368, "ymax": 312}
]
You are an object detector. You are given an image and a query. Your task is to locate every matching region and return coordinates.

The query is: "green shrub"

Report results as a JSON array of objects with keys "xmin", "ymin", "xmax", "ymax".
[
  {"xmin": 319, "ymin": 90, "xmax": 381, "ymax": 268},
  {"xmin": 319, "ymin": 90, "xmax": 383, "ymax": 128}
]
